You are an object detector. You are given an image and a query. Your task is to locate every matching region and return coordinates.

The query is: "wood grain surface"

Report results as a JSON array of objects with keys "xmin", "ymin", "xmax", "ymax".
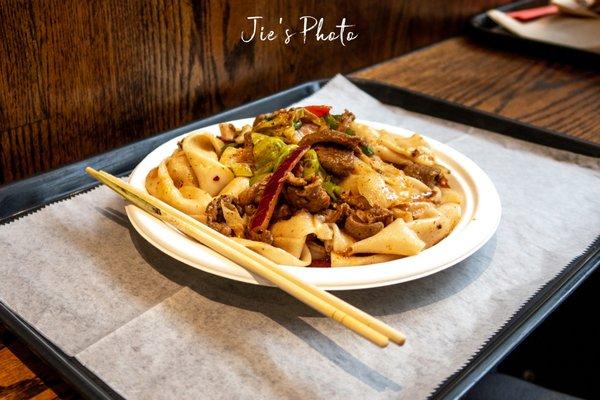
[
  {"xmin": 0, "ymin": 0, "xmax": 511, "ymax": 185},
  {"xmin": 0, "ymin": 326, "xmax": 76, "ymax": 400},
  {"xmin": 355, "ymin": 38, "xmax": 600, "ymax": 143}
]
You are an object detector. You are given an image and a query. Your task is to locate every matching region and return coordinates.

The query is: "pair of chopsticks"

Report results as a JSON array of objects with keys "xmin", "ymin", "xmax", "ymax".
[{"xmin": 85, "ymin": 167, "xmax": 405, "ymax": 348}]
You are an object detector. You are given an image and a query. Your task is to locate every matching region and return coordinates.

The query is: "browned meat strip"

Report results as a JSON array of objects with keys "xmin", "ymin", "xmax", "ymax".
[
  {"xmin": 403, "ymin": 163, "xmax": 448, "ymax": 188},
  {"xmin": 209, "ymin": 222, "xmax": 232, "ymax": 237},
  {"xmin": 284, "ymin": 180, "xmax": 331, "ymax": 213},
  {"xmin": 322, "ymin": 202, "xmax": 351, "ymax": 223},
  {"xmin": 238, "ymin": 175, "xmax": 270, "ymax": 206},
  {"xmin": 252, "ymin": 110, "xmax": 278, "ymax": 126},
  {"xmin": 206, "ymin": 195, "xmax": 242, "ymax": 237},
  {"xmin": 282, "ymin": 171, "xmax": 307, "ymax": 187},
  {"xmin": 342, "ymin": 206, "xmax": 393, "ymax": 240},
  {"xmin": 314, "ymin": 145, "xmax": 355, "ymax": 176},
  {"xmin": 306, "ymin": 238, "xmax": 328, "ymax": 261},
  {"xmin": 344, "ymin": 214, "xmax": 384, "ymax": 240},
  {"xmin": 334, "ymin": 110, "xmax": 356, "ymax": 133},
  {"xmin": 353, "ymin": 207, "xmax": 393, "ymax": 226},
  {"xmin": 252, "ymin": 109, "xmax": 293, "ymax": 132},
  {"xmin": 246, "ymin": 227, "xmax": 273, "ymax": 245},
  {"xmin": 272, "ymin": 203, "xmax": 293, "ymax": 222},
  {"xmin": 339, "ymin": 192, "xmax": 371, "ymax": 210},
  {"xmin": 238, "ymin": 186, "xmax": 257, "ymax": 207},
  {"xmin": 298, "ymin": 129, "xmax": 364, "ymax": 155},
  {"xmin": 218, "ymin": 123, "xmax": 237, "ymax": 142},
  {"xmin": 235, "ymin": 131, "xmax": 255, "ymax": 164},
  {"xmin": 243, "ymin": 204, "xmax": 257, "ymax": 218},
  {"xmin": 243, "ymin": 130, "xmax": 253, "ymax": 148}
]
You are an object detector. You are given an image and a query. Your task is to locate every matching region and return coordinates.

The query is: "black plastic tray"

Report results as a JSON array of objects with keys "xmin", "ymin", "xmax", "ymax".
[
  {"xmin": 470, "ymin": 0, "xmax": 600, "ymax": 66},
  {"xmin": 1, "ymin": 77, "xmax": 599, "ymax": 400}
]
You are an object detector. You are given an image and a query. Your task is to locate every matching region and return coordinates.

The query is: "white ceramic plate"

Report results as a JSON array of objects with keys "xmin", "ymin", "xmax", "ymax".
[{"xmin": 126, "ymin": 118, "xmax": 501, "ymax": 290}]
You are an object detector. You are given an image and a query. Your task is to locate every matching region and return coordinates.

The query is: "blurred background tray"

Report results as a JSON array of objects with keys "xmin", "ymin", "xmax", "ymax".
[{"xmin": 470, "ymin": 0, "xmax": 600, "ymax": 64}]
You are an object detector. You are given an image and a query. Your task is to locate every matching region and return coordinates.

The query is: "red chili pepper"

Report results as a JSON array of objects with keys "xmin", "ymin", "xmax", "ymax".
[
  {"xmin": 303, "ymin": 105, "xmax": 331, "ymax": 118},
  {"xmin": 249, "ymin": 145, "xmax": 310, "ymax": 231}
]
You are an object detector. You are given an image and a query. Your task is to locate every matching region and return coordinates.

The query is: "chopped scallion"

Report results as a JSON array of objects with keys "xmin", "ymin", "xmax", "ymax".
[{"xmin": 361, "ymin": 144, "xmax": 375, "ymax": 156}]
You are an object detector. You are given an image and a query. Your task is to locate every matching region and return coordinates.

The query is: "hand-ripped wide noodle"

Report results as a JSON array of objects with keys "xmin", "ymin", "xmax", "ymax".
[{"xmin": 145, "ymin": 106, "xmax": 462, "ymax": 267}]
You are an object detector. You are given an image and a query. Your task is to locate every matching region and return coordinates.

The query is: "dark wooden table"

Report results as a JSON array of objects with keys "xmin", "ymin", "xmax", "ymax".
[
  {"xmin": 355, "ymin": 38, "xmax": 600, "ymax": 143},
  {"xmin": 1, "ymin": 37, "xmax": 598, "ymax": 400},
  {"xmin": 0, "ymin": 0, "xmax": 513, "ymax": 185}
]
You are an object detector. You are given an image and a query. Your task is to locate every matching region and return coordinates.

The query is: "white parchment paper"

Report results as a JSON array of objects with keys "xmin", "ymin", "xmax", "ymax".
[
  {"xmin": 1, "ymin": 76, "xmax": 599, "ymax": 399},
  {"xmin": 0, "ymin": 187, "xmax": 182, "ymax": 355}
]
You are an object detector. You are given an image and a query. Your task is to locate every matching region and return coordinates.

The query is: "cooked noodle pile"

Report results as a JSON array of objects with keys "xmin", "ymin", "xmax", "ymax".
[{"xmin": 146, "ymin": 106, "xmax": 462, "ymax": 267}]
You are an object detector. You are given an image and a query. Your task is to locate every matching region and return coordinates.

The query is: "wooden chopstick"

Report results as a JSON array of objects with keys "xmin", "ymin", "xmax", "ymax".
[{"xmin": 86, "ymin": 167, "xmax": 406, "ymax": 347}]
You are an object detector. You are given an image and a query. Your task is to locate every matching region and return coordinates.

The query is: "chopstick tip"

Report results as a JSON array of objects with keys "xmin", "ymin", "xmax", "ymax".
[{"xmin": 85, "ymin": 166, "xmax": 97, "ymax": 175}]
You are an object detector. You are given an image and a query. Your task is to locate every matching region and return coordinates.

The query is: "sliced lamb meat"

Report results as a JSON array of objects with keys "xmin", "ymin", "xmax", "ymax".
[
  {"xmin": 306, "ymin": 237, "xmax": 328, "ymax": 261},
  {"xmin": 314, "ymin": 145, "xmax": 355, "ymax": 176},
  {"xmin": 206, "ymin": 195, "xmax": 243, "ymax": 237},
  {"xmin": 243, "ymin": 204, "xmax": 257, "ymax": 218},
  {"xmin": 344, "ymin": 215, "xmax": 384, "ymax": 240},
  {"xmin": 238, "ymin": 175, "xmax": 270, "ymax": 206},
  {"xmin": 205, "ymin": 196, "xmax": 227, "ymax": 225},
  {"xmin": 322, "ymin": 202, "xmax": 351, "ymax": 223},
  {"xmin": 403, "ymin": 163, "xmax": 448, "ymax": 188},
  {"xmin": 208, "ymin": 222, "xmax": 232, "ymax": 237},
  {"xmin": 334, "ymin": 110, "xmax": 356, "ymax": 133},
  {"xmin": 252, "ymin": 110, "xmax": 277, "ymax": 126},
  {"xmin": 271, "ymin": 203, "xmax": 293, "ymax": 222},
  {"xmin": 243, "ymin": 130, "xmax": 253, "ymax": 149},
  {"xmin": 252, "ymin": 109, "xmax": 293, "ymax": 132},
  {"xmin": 339, "ymin": 191, "xmax": 371, "ymax": 210},
  {"xmin": 298, "ymin": 129, "xmax": 364, "ymax": 155},
  {"xmin": 282, "ymin": 171, "xmax": 308, "ymax": 187},
  {"xmin": 235, "ymin": 131, "xmax": 255, "ymax": 164},
  {"xmin": 246, "ymin": 227, "xmax": 273, "ymax": 245},
  {"xmin": 218, "ymin": 123, "xmax": 237, "ymax": 142},
  {"xmin": 343, "ymin": 206, "xmax": 393, "ymax": 240},
  {"xmin": 353, "ymin": 207, "xmax": 394, "ymax": 226},
  {"xmin": 284, "ymin": 180, "xmax": 331, "ymax": 213}
]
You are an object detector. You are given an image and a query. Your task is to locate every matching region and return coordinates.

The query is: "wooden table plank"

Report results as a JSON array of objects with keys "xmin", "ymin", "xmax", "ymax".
[
  {"xmin": 2, "ymin": 36, "xmax": 599, "ymax": 400},
  {"xmin": 354, "ymin": 38, "xmax": 600, "ymax": 144},
  {"xmin": 0, "ymin": 326, "xmax": 75, "ymax": 400},
  {"xmin": 0, "ymin": 0, "xmax": 513, "ymax": 185}
]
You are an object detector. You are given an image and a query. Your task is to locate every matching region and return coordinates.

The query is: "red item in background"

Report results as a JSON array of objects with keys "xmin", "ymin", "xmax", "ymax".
[
  {"xmin": 507, "ymin": 5, "xmax": 559, "ymax": 21},
  {"xmin": 303, "ymin": 105, "xmax": 332, "ymax": 117}
]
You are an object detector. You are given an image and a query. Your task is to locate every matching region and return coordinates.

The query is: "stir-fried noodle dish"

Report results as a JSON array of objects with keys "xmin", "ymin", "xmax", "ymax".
[{"xmin": 146, "ymin": 105, "xmax": 462, "ymax": 267}]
